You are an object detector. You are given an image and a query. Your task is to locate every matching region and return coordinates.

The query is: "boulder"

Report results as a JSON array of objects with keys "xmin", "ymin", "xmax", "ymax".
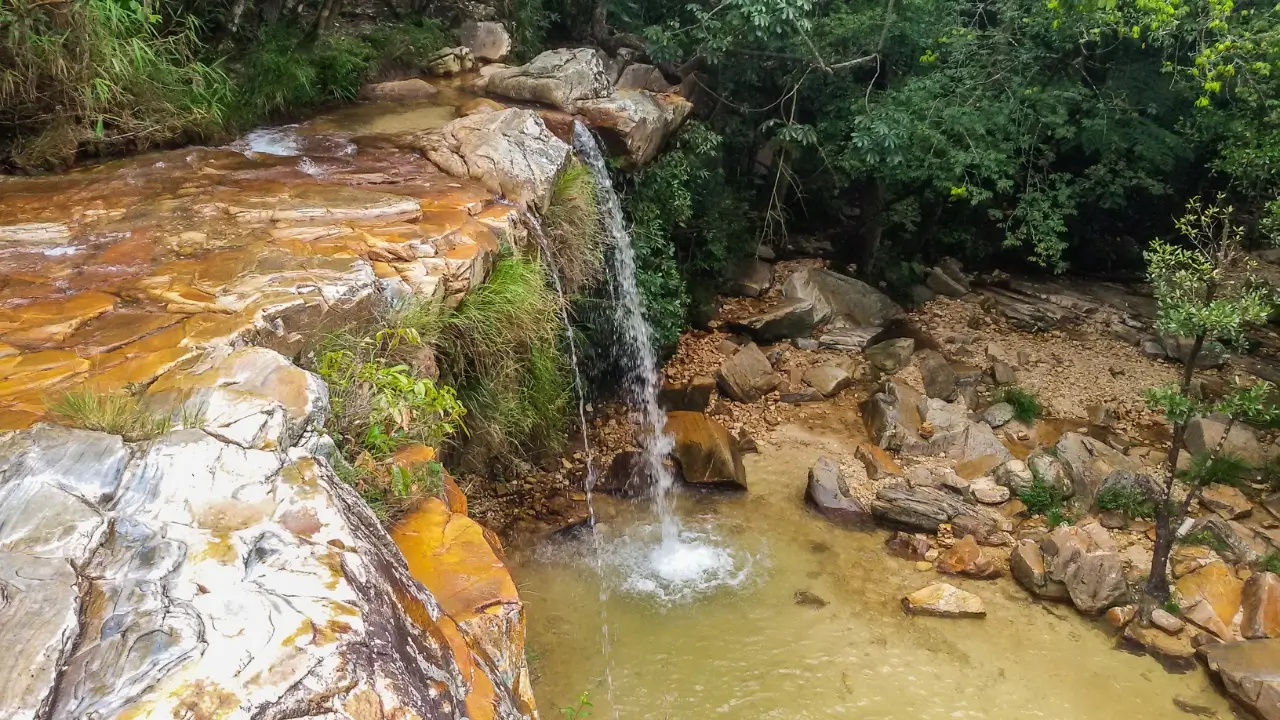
[
  {"xmin": 733, "ymin": 299, "xmax": 817, "ymax": 341},
  {"xmin": 1177, "ymin": 561, "xmax": 1244, "ymax": 639},
  {"xmin": 1063, "ymin": 551, "xmax": 1130, "ymax": 614},
  {"xmin": 926, "ymin": 266, "xmax": 968, "ymax": 297},
  {"xmin": 818, "ymin": 325, "xmax": 882, "ymax": 351},
  {"xmin": 412, "ymin": 109, "xmax": 571, "ymax": 211},
  {"xmin": 855, "ymin": 442, "xmax": 902, "ymax": 479},
  {"xmin": 1011, "ymin": 539, "xmax": 1070, "ymax": 600},
  {"xmin": 1054, "ymin": 432, "xmax": 1137, "ymax": 506},
  {"xmin": 360, "ymin": 78, "xmax": 439, "ymax": 101},
  {"xmin": 0, "ymin": 361, "xmax": 533, "ymax": 720},
  {"xmin": 992, "ymin": 459, "xmax": 1034, "ymax": 494},
  {"xmin": 664, "ymin": 411, "xmax": 747, "ymax": 489},
  {"xmin": 725, "ymin": 258, "xmax": 773, "ymax": 298},
  {"xmin": 968, "ymin": 477, "xmax": 1011, "ymax": 505},
  {"xmin": 1161, "ymin": 335, "xmax": 1228, "ymax": 368},
  {"xmin": 1186, "ymin": 516, "xmax": 1262, "ymax": 565},
  {"xmin": 459, "ymin": 20, "xmax": 512, "ymax": 62},
  {"xmin": 861, "ymin": 380, "xmax": 923, "ymax": 450},
  {"xmin": 885, "ymin": 531, "xmax": 932, "ymax": 560},
  {"xmin": 600, "ymin": 450, "xmax": 663, "ymax": 498},
  {"xmin": 901, "ymin": 583, "xmax": 986, "ymax": 618},
  {"xmin": 805, "ymin": 456, "xmax": 872, "ymax": 528},
  {"xmin": 936, "ymin": 535, "xmax": 1002, "ymax": 579},
  {"xmin": 871, "ymin": 484, "xmax": 995, "ymax": 533},
  {"xmin": 425, "ymin": 46, "xmax": 476, "ymax": 75},
  {"xmin": 982, "ymin": 402, "xmax": 1015, "ymax": 428},
  {"xmin": 866, "ymin": 338, "xmax": 915, "ymax": 373},
  {"xmin": 616, "ymin": 63, "xmax": 672, "ymax": 92},
  {"xmin": 575, "ymin": 90, "xmax": 693, "ymax": 166},
  {"xmin": 1201, "ymin": 482, "xmax": 1254, "ymax": 520},
  {"xmin": 1243, "ymin": 572, "xmax": 1280, "ymax": 639},
  {"xmin": 990, "ymin": 360, "xmax": 1017, "ymax": 385},
  {"xmin": 803, "ymin": 365, "xmax": 853, "ymax": 397},
  {"xmin": 1185, "ymin": 415, "xmax": 1271, "ymax": 464},
  {"xmin": 486, "ymin": 48, "xmax": 612, "ymax": 111},
  {"xmin": 1201, "ymin": 640, "xmax": 1280, "ymax": 720},
  {"xmin": 657, "ymin": 375, "xmax": 716, "ymax": 412},
  {"xmin": 917, "ymin": 349, "xmax": 957, "ymax": 400},
  {"xmin": 781, "ymin": 268, "xmax": 904, "ymax": 326},
  {"xmin": 1027, "ymin": 450, "xmax": 1074, "ymax": 500},
  {"xmin": 715, "ymin": 343, "xmax": 781, "ymax": 402}
]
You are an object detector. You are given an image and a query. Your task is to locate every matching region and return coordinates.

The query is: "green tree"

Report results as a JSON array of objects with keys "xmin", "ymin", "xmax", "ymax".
[{"xmin": 1141, "ymin": 195, "xmax": 1278, "ymax": 608}]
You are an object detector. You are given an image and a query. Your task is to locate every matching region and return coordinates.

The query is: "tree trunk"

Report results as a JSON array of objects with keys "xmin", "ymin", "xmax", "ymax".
[
  {"xmin": 589, "ymin": 0, "xmax": 608, "ymax": 43},
  {"xmin": 859, "ymin": 178, "xmax": 885, "ymax": 278},
  {"xmin": 1143, "ymin": 331, "xmax": 1207, "ymax": 613}
]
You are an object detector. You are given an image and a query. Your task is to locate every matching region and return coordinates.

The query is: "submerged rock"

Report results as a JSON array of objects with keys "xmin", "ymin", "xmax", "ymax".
[
  {"xmin": 936, "ymin": 535, "xmax": 1002, "ymax": 579},
  {"xmin": 805, "ymin": 456, "xmax": 872, "ymax": 528},
  {"xmin": 665, "ymin": 411, "xmax": 747, "ymax": 489},
  {"xmin": 361, "ymin": 78, "xmax": 439, "ymax": 101},
  {"xmin": 901, "ymin": 583, "xmax": 986, "ymax": 618},
  {"xmin": 1201, "ymin": 640, "xmax": 1280, "ymax": 720},
  {"xmin": 885, "ymin": 531, "xmax": 932, "ymax": 561}
]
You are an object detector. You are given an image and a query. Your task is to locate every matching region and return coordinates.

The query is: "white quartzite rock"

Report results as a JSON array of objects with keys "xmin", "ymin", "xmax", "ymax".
[{"xmin": 0, "ymin": 350, "xmax": 533, "ymax": 720}]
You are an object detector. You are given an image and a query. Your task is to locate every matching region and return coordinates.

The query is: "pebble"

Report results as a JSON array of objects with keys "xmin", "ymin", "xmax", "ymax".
[
  {"xmin": 915, "ymin": 561, "xmax": 934, "ymax": 572},
  {"xmin": 924, "ymin": 549, "xmax": 940, "ymax": 562}
]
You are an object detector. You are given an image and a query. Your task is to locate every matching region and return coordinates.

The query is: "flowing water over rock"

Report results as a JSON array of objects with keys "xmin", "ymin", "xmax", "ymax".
[
  {"xmin": 512, "ymin": 422, "xmax": 1234, "ymax": 719},
  {"xmin": 572, "ymin": 123, "xmax": 747, "ymax": 604}
]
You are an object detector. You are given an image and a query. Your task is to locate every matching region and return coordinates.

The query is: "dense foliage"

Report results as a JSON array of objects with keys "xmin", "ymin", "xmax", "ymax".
[
  {"xmin": 564, "ymin": 0, "xmax": 1280, "ymax": 283},
  {"xmin": 0, "ymin": 0, "xmax": 449, "ymax": 169}
]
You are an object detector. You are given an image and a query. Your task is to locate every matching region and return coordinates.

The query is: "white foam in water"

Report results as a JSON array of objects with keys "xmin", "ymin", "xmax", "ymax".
[
  {"xmin": 608, "ymin": 527, "xmax": 754, "ymax": 604},
  {"xmin": 236, "ymin": 126, "xmax": 303, "ymax": 156}
]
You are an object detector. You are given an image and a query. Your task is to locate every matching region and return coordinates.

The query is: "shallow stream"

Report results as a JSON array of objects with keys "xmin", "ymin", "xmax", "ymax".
[{"xmin": 510, "ymin": 424, "xmax": 1232, "ymax": 720}]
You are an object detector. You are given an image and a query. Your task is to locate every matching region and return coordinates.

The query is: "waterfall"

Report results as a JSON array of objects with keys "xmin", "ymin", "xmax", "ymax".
[
  {"xmin": 570, "ymin": 122, "xmax": 682, "ymax": 547},
  {"xmin": 526, "ymin": 214, "xmax": 616, "ymax": 712}
]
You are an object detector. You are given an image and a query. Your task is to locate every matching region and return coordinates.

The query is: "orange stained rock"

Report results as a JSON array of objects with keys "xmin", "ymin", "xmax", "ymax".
[
  {"xmin": 1177, "ymin": 560, "xmax": 1245, "ymax": 628},
  {"xmin": 83, "ymin": 347, "xmax": 198, "ymax": 394},
  {"xmin": 62, "ymin": 311, "xmax": 186, "ymax": 355},
  {"xmin": 0, "ymin": 407, "xmax": 40, "ymax": 431},
  {"xmin": 0, "ymin": 290, "xmax": 118, "ymax": 346},
  {"xmin": 0, "ymin": 348, "xmax": 87, "ymax": 377},
  {"xmin": 0, "ymin": 362, "xmax": 87, "ymax": 397},
  {"xmin": 443, "ymin": 474, "xmax": 468, "ymax": 516},
  {"xmin": 437, "ymin": 607, "xmax": 501, "ymax": 717},
  {"xmin": 391, "ymin": 498, "xmax": 519, "ymax": 624}
]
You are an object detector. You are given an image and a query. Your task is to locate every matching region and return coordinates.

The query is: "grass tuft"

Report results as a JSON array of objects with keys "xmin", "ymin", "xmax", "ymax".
[
  {"xmin": 1263, "ymin": 553, "xmax": 1280, "ymax": 574},
  {"xmin": 995, "ymin": 386, "xmax": 1043, "ymax": 423},
  {"xmin": 1096, "ymin": 484, "xmax": 1155, "ymax": 519},
  {"xmin": 47, "ymin": 389, "xmax": 173, "ymax": 441},
  {"xmin": 437, "ymin": 255, "xmax": 571, "ymax": 469},
  {"xmin": 542, "ymin": 160, "xmax": 605, "ymax": 294}
]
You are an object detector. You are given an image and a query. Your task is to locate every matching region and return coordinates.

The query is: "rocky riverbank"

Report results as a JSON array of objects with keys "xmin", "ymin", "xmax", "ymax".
[{"xmin": 491, "ymin": 254, "xmax": 1280, "ymax": 719}]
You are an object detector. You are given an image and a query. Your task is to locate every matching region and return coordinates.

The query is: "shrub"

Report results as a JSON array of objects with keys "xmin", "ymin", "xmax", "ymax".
[
  {"xmin": 47, "ymin": 389, "xmax": 173, "ymax": 441},
  {"xmin": 1, "ymin": 0, "xmax": 233, "ymax": 169},
  {"xmin": 995, "ymin": 386, "xmax": 1043, "ymax": 423},
  {"xmin": 1179, "ymin": 452, "xmax": 1252, "ymax": 487},
  {"xmin": 1096, "ymin": 485, "xmax": 1156, "ymax": 520},
  {"xmin": 1263, "ymin": 553, "xmax": 1280, "ymax": 574}
]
